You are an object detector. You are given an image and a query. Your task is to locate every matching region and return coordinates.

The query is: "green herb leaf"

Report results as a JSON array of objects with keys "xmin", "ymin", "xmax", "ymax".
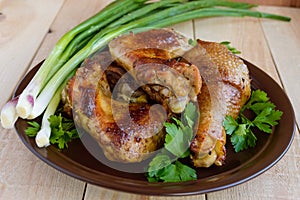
[
  {"xmin": 164, "ymin": 102, "xmax": 197, "ymax": 158},
  {"xmin": 147, "ymin": 102, "xmax": 199, "ymax": 182},
  {"xmin": 147, "ymin": 156, "xmax": 197, "ymax": 182},
  {"xmin": 174, "ymin": 160, "xmax": 197, "ymax": 181},
  {"xmin": 183, "ymin": 102, "xmax": 198, "ymax": 128},
  {"xmin": 242, "ymin": 89, "xmax": 270, "ymax": 112},
  {"xmin": 24, "ymin": 121, "xmax": 40, "ymax": 137},
  {"xmin": 188, "ymin": 38, "xmax": 197, "ymax": 46},
  {"xmin": 25, "ymin": 114, "xmax": 79, "ymax": 149},
  {"xmin": 253, "ymin": 107, "xmax": 283, "ymax": 133},
  {"xmin": 164, "ymin": 122, "xmax": 193, "ymax": 158},
  {"xmin": 48, "ymin": 114, "xmax": 79, "ymax": 149},
  {"xmin": 221, "ymin": 41, "xmax": 241, "ymax": 54},
  {"xmin": 224, "ymin": 89, "xmax": 282, "ymax": 152},
  {"xmin": 230, "ymin": 124, "xmax": 255, "ymax": 152},
  {"xmin": 223, "ymin": 116, "xmax": 238, "ymax": 135}
]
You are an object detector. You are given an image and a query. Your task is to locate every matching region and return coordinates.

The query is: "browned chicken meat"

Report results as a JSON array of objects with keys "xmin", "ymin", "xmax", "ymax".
[
  {"xmin": 184, "ymin": 40, "xmax": 251, "ymax": 167},
  {"xmin": 133, "ymin": 57, "xmax": 201, "ymax": 113},
  {"xmin": 62, "ymin": 29, "xmax": 251, "ymax": 167},
  {"xmin": 108, "ymin": 29, "xmax": 193, "ymax": 69},
  {"xmin": 108, "ymin": 28, "xmax": 202, "ymax": 113},
  {"xmin": 63, "ymin": 52, "xmax": 167, "ymax": 162}
]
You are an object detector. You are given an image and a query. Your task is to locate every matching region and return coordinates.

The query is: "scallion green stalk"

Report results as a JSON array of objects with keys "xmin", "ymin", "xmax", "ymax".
[
  {"xmin": 28, "ymin": 28, "xmax": 128, "ymax": 119},
  {"xmin": 1, "ymin": 0, "xmax": 291, "ymax": 130},
  {"xmin": 148, "ymin": 7, "xmax": 291, "ymax": 28},
  {"xmin": 15, "ymin": 0, "xmax": 147, "ymax": 119},
  {"xmin": 26, "ymin": 0, "xmax": 291, "ymax": 119},
  {"xmin": 35, "ymin": 70, "xmax": 75, "ymax": 147}
]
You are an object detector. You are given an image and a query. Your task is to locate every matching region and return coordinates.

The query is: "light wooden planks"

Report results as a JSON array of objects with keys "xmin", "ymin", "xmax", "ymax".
[
  {"xmin": 84, "ymin": 184, "xmax": 205, "ymax": 200},
  {"xmin": 0, "ymin": 129, "xmax": 85, "ymax": 199},
  {"xmin": 0, "ymin": 0, "xmax": 64, "ymax": 108},
  {"xmin": 0, "ymin": 0, "xmax": 113, "ymax": 199},
  {"xmin": 0, "ymin": 0, "xmax": 86, "ymax": 199},
  {"xmin": 193, "ymin": 6, "xmax": 300, "ymax": 200},
  {"xmin": 1, "ymin": 1, "xmax": 299, "ymax": 199},
  {"xmin": 259, "ymin": 6, "xmax": 300, "ymax": 126}
]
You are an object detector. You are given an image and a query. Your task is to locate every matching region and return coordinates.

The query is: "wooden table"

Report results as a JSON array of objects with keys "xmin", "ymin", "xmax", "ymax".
[{"xmin": 1, "ymin": 1, "xmax": 300, "ymax": 199}]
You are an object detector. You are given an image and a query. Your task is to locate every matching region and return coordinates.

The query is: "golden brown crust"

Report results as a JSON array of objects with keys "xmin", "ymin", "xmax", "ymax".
[
  {"xmin": 108, "ymin": 28, "xmax": 193, "ymax": 71},
  {"xmin": 70, "ymin": 52, "xmax": 167, "ymax": 163},
  {"xmin": 109, "ymin": 29, "xmax": 201, "ymax": 113},
  {"xmin": 134, "ymin": 57, "xmax": 202, "ymax": 113},
  {"xmin": 63, "ymin": 29, "xmax": 251, "ymax": 167},
  {"xmin": 184, "ymin": 40, "xmax": 251, "ymax": 168}
]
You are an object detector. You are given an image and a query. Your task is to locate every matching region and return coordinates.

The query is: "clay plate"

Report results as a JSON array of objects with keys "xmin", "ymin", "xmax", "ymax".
[{"xmin": 14, "ymin": 59, "xmax": 295, "ymax": 196}]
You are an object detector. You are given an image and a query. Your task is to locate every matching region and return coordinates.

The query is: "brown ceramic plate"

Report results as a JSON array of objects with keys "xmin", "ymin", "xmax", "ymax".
[{"xmin": 14, "ymin": 59, "xmax": 295, "ymax": 196}]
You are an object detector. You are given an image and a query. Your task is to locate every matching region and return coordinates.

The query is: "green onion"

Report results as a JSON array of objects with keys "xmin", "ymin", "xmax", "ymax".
[
  {"xmin": 34, "ymin": 85, "xmax": 63, "ymax": 148},
  {"xmin": 0, "ymin": 96, "xmax": 19, "ymax": 129},
  {"xmin": 148, "ymin": 7, "xmax": 291, "ymax": 28},
  {"xmin": 1, "ymin": 0, "xmax": 291, "ymax": 130},
  {"xmin": 35, "ymin": 70, "xmax": 75, "ymax": 147},
  {"xmin": 14, "ymin": 0, "xmax": 147, "ymax": 119},
  {"xmin": 27, "ymin": 0, "xmax": 188, "ymax": 118}
]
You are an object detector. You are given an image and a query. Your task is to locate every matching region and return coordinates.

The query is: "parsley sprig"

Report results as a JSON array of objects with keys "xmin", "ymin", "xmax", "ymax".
[
  {"xmin": 25, "ymin": 114, "xmax": 79, "ymax": 149},
  {"xmin": 221, "ymin": 41, "xmax": 241, "ymax": 54},
  {"xmin": 223, "ymin": 89, "xmax": 283, "ymax": 152},
  {"xmin": 147, "ymin": 102, "xmax": 199, "ymax": 182}
]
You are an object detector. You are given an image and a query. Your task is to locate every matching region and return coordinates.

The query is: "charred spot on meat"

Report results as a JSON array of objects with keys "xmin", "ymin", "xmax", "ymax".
[
  {"xmin": 61, "ymin": 28, "xmax": 251, "ymax": 168},
  {"xmin": 63, "ymin": 51, "xmax": 168, "ymax": 163},
  {"xmin": 133, "ymin": 57, "xmax": 201, "ymax": 113},
  {"xmin": 109, "ymin": 28, "xmax": 202, "ymax": 113}
]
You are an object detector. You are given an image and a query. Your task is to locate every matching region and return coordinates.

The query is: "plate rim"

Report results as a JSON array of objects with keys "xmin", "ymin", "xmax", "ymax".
[{"xmin": 13, "ymin": 59, "xmax": 296, "ymax": 196}]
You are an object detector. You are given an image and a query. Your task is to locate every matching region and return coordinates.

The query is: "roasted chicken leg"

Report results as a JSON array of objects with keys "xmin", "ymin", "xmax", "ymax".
[
  {"xmin": 64, "ymin": 52, "xmax": 167, "ymax": 162},
  {"xmin": 62, "ymin": 29, "xmax": 251, "ymax": 167},
  {"xmin": 184, "ymin": 40, "xmax": 251, "ymax": 167}
]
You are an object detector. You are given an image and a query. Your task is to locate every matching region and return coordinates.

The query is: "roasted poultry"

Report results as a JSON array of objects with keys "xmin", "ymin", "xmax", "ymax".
[
  {"xmin": 63, "ymin": 29, "xmax": 202, "ymax": 163},
  {"xmin": 109, "ymin": 28, "xmax": 202, "ymax": 113},
  {"xmin": 62, "ymin": 28, "xmax": 251, "ymax": 167},
  {"xmin": 184, "ymin": 40, "xmax": 251, "ymax": 167},
  {"xmin": 64, "ymin": 51, "xmax": 168, "ymax": 162}
]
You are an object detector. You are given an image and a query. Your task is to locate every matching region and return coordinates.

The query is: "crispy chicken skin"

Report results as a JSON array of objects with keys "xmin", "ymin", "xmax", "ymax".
[
  {"xmin": 108, "ymin": 28, "xmax": 193, "ymax": 70},
  {"xmin": 184, "ymin": 40, "xmax": 251, "ymax": 167},
  {"xmin": 134, "ymin": 57, "xmax": 201, "ymax": 113},
  {"xmin": 66, "ymin": 52, "xmax": 167, "ymax": 163},
  {"xmin": 108, "ymin": 28, "xmax": 201, "ymax": 113},
  {"xmin": 62, "ymin": 29, "xmax": 251, "ymax": 167}
]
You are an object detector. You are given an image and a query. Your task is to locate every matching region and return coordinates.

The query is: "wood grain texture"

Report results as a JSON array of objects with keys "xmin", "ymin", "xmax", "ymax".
[
  {"xmin": 30, "ymin": 0, "xmax": 113, "ymax": 68},
  {"xmin": 258, "ymin": 6, "xmax": 300, "ymax": 126},
  {"xmin": 194, "ymin": 6, "xmax": 300, "ymax": 200},
  {"xmin": 0, "ymin": 126, "xmax": 86, "ymax": 200},
  {"xmin": 0, "ymin": 1, "xmax": 299, "ymax": 200},
  {"xmin": 0, "ymin": 0, "xmax": 65, "ymax": 108},
  {"xmin": 84, "ymin": 184, "xmax": 205, "ymax": 200}
]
